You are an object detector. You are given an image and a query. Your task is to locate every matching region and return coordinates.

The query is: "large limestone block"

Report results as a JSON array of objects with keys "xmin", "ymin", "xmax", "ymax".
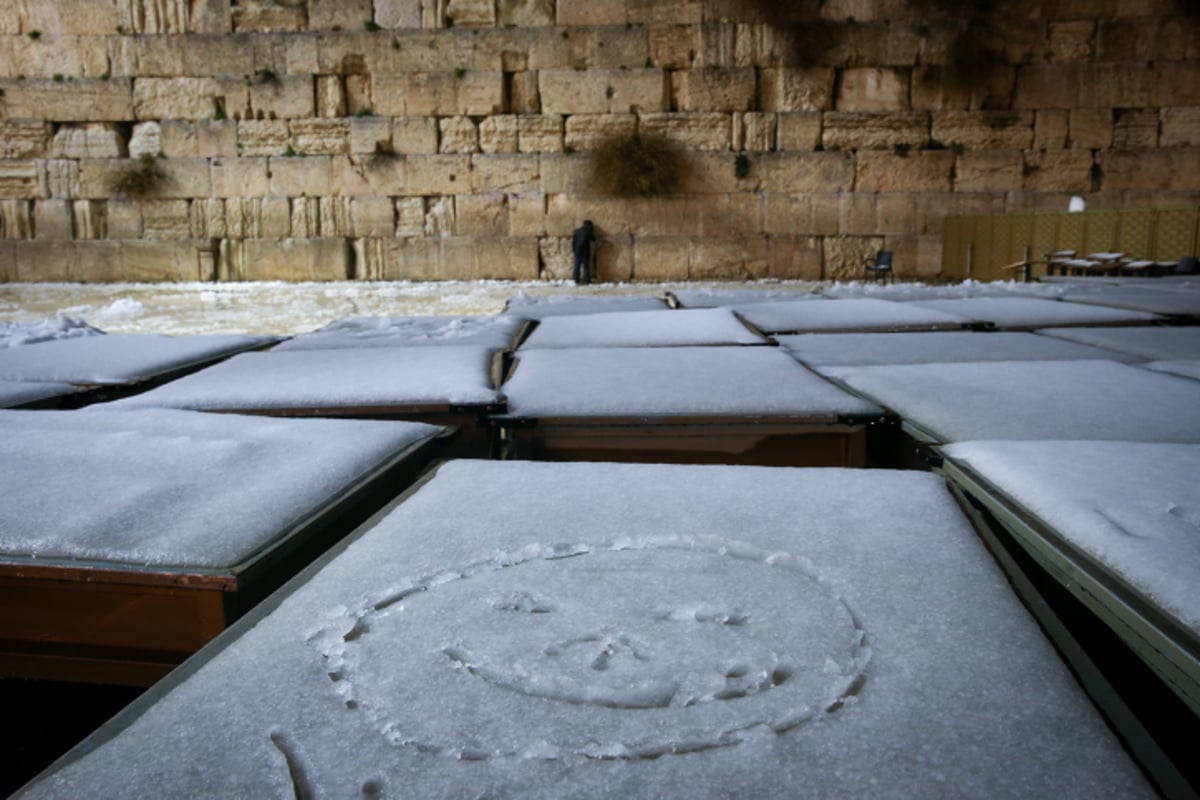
[
  {"xmin": 837, "ymin": 192, "xmax": 877, "ymax": 236},
  {"xmin": 1154, "ymin": 61, "xmax": 1200, "ymax": 107},
  {"xmin": 480, "ymin": 116, "xmax": 519, "ymax": 154},
  {"xmin": 2, "ymin": 78, "xmax": 133, "ymax": 122},
  {"xmin": 7, "ymin": 35, "xmax": 98, "ymax": 79},
  {"xmin": 15, "ymin": 0, "xmax": 118, "ymax": 36},
  {"xmin": 633, "ymin": 236, "xmax": 689, "ymax": 280},
  {"xmin": 291, "ymin": 119, "xmax": 351, "ymax": 155},
  {"xmin": 737, "ymin": 112, "xmax": 776, "ymax": 151},
  {"xmin": 765, "ymin": 193, "xmax": 821, "ymax": 237},
  {"xmin": 1100, "ymin": 148, "xmax": 1200, "ymax": 192},
  {"xmin": 439, "ymin": 117, "xmax": 480, "ymax": 154},
  {"xmin": 268, "ymin": 155, "xmax": 333, "ymax": 196},
  {"xmin": 378, "ymin": 237, "xmax": 441, "ymax": 281},
  {"xmin": 539, "ymin": 69, "xmax": 667, "ymax": 115},
  {"xmin": 931, "ymin": 111, "xmax": 1035, "ymax": 150},
  {"xmin": 338, "ymin": 153, "xmax": 406, "ymax": 195},
  {"xmin": 160, "ymin": 121, "xmax": 198, "ymax": 157},
  {"xmin": 405, "ymin": 154, "xmax": 472, "ymax": 194},
  {"xmin": 629, "ymin": 0, "xmax": 703, "ymax": 24},
  {"xmin": 556, "ymin": 0, "xmax": 627, "ymax": 25},
  {"xmin": 15, "ymin": 241, "xmax": 73, "ymax": 282},
  {"xmin": 822, "ymin": 235, "xmax": 884, "ymax": 280},
  {"xmin": 233, "ymin": 237, "xmax": 350, "ymax": 281},
  {"xmin": 0, "ymin": 161, "xmax": 40, "ymax": 199},
  {"xmin": 537, "ymin": 235, "xmax": 571, "ymax": 279},
  {"xmin": 953, "ymin": 151, "xmax": 1023, "ymax": 193},
  {"xmin": 776, "ymin": 112, "xmax": 821, "ymax": 151},
  {"xmin": 1033, "ymin": 110, "xmax": 1068, "ymax": 149},
  {"xmin": 1014, "ymin": 64, "xmax": 1080, "ymax": 109},
  {"xmin": 538, "ymin": 153, "xmax": 591, "ymax": 194},
  {"xmin": 0, "ymin": 243, "xmax": 14, "ymax": 282},
  {"xmin": 247, "ymin": 75, "xmax": 316, "ymax": 119},
  {"xmin": 392, "ymin": 117, "xmax": 440, "ymax": 154},
  {"xmin": 43, "ymin": 160, "xmax": 80, "ymax": 200},
  {"xmin": 1020, "ymin": 149, "xmax": 1093, "ymax": 192},
  {"xmin": 73, "ymin": 199, "xmax": 108, "ymax": 240},
  {"xmin": 197, "ymin": 119, "xmax": 238, "ymax": 157},
  {"xmin": 1160, "ymin": 108, "xmax": 1200, "ymax": 148},
  {"xmin": 518, "ymin": 115, "xmax": 564, "ymax": 153},
  {"xmin": 394, "ymin": 197, "xmax": 424, "ymax": 236},
  {"xmin": 759, "ymin": 68, "xmax": 836, "ymax": 112},
  {"xmin": 911, "ymin": 66, "xmax": 1016, "ymax": 112},
  {"xmin": 0, "ymin": 122, "xmax": 50, "ymax": 159},
  {"xmin": 640, "ymin": 113, "xmax": 731, "ymax": 151},
  {"xmin": 129, "ymin": 122, "xmax": 162, "ymax": 157},
  {"xmin": 594, "ymin": 233, "xmax": 634, "ymax": 282},
  {"xmin": 1068, "ymin": 109, "xmax": 1113, "ymax": 149},
  {"xmin": 509, "ymin": 193, "xmax": 546, "ymax": 236},
  {"xmin": 375, "ymin": 0, "xmax": 421, "ymax": 28},
  {"xmin": 767, "ymin": 235, "xmax": 823, "ymax": 280},
  {"xmin": 121, "ymin": 240, "xmax": 202, "ymax": 281},
  {"xmin": 1046, "ymin": 20, "xmax": 1095, "ymax": 62},
  {"xmin": 649, "ymin": 24, "xmax": 701, "ymax": 69},
  {"xmin": 855, "ymin": 151, "xmax": 954, "ymax": 192},
  {"xmin": 372, "ymin": 71, "xmax": 504, "ymax": 116},
  {"xmin": 105, "ymin": 198, "xmax": 143, "ymax": 237},
  {"xmin": 442, "ymin": 236, "xmax": 538, "ymax": 279},
  {"xmin": 497, "ymin": 0, "xmax": 553, "ymax": 26},
  {"xmin": 350, "ymin": 116, "xmax": 392, "ymax": 155},
  {"xmin": 837, "ymin": 68, "xmax": 909, "ymax": 112},
  {"xmin": 211, "ymin": 157, "xmax": 270, "ymax": 197},
  {"xmin": 316, "ymin": 74, "xmax": 347, "ymax": 118},
  {"xmin": 471, "ymin": 154, "xmax": 542, "ymax": 194},
  {"xmin": 309, "ymin": 0, "xmax": 372, "ymax": 30},
  {"xmin": 822, "ymin": 112, "xmax": 929, "ymax": 151},
  {"xmin": 318, "ymin": 196, "xmax": 354, "ymax": 236},
  {"xmin": 670, "ymin": 67, "xmax": 756, "ymax": 112},
  {"xmin": 238, "ymin": 119, "xmax": 291, "ymax": 156},
  {"xmin": 564, "ymin": 114, "xmax": 638, "ymax": 151},
  {"xmin": 454, "ymin": 194, "xmax": 509, "ymax": 236},
  {"xmin": 1078, "ymin": 63, "xmax": 1159, "ymax": 109},
  {"xmin": 134, "ymin": 77, "xmax": 222, "ymax": 120},
  {"xmin": 619, "ymin": 195, "xmax": 728, "ymax": 237},
  {"xmin": 875, "ymin": 193, "xmax": 917, "ymax": 235},
  {"xmin": 351, "ymin": 196, "xmax": 394, "ymax": 237},
  {"xmin": 689, "ymin": 236, "xmax": 769, "ymax": 280},
  {"xmin": 50, "ymin": 124, "xmax": 126, "ymax": 159},
  {"xmin": 510, "ymin": 71, "xmax": 541, "ymax": 114},
  {"xmin": 143, "ymin": 199, "xmax": 192, "ymax": 239},
  {"xmin": 190, "ymin": 197, "xmax": 226, "ymax": 239},
  {"xmin": 446, "ymin": 0, "xmax": 495, "ymax": 27},
  {"xmin": 755, "ymin": 152, "xmax": 855, "ymax": 193},
  {"xmin": 33, "ymin": 199, "xmax": 72, "ymax": 241},
  {"xmin": 1114, "ymin": 108, "xmax": 1160, "ymax": 149}
]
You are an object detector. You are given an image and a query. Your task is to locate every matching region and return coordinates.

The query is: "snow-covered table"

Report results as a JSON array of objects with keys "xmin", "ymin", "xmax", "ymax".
[
  {"xmin": 776, "ymin": 331, "xmax": 1132, "ymax": 371},
  {"xmin": 734, "ymin": 297, "xmax": 970, "ymax": 335},
  {"xmin": 15, "ymin": 460, "xmax": 1154, "ymax": 799},
  {"xmin": 273, "ymin": 315, "xmax": 530, "ymax": 352},
  {"xmin": 0, "ymin": 409, "xmax": 445, "ymax": 684},
  {"xmin": 1060, "ymin": 285, "xmax": 1200, "ymax": 320},
  {"xmin": 0, "ymin": 379, "xmax": 84, "ymax": 409},
  {"xmin": 666, "ymin": 288, "xmax": 818, "ymax": 308},
  {"xmin": 519, "ymin": 308, "xmax": 765, "ymax": 349},
  {"xmin": 1037, "ymin": 325, "xmax": 1200, "ymax": 362},
  {"xmin": 940, "ymin": 441, "xmax": 1200, "ymax": 722},
  {"xmin": 497, "ymin": 347, "xmax": 884, "ymax": 466},
  {"xmin": 503, "ymin": 293, "xmax": 668, "ymax": 318},
  {"xmin": 903, "ymin": 296, "xmax": 1161, "ymax": 330},
  {"xmin": 106, "ymin": 346, "xmax": 506, "ymax": 457}
]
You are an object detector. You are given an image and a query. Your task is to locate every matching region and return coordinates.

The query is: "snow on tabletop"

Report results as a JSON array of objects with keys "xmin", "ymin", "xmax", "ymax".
[
  {"xmin": 734, "ymin": 297, "xmax": 970, "ymax": 334},
  {"xmin": 666, "ymin": 288, "xmax": 819, "ymax": 308},
  {"xmin": 0, "ymin": 379, "xmax": 82, "ymax": 408},
  {"xmin": 832, "ymin": 360, "xmax": 1200, "ymax": 443},
  {"xmin": 17, "ymin": 460, "xmax": 1153, "ymax": 799},
  {"xmin": 1037, "ymin": 326, "xmax": 1200, "ymax": 362},
  {"xmin": 502, "ymin": 347, "xmax": 882, "ymax": 418},
  {"xmin": 1144, "ymin": 359, "xmax": 1200, "ymax": 381},
  {"xmin": 519, "ymin": 308, "xmax": 765, "ymax": 350},
  {"xmin": 0, "ymin": 315, "xmax": 103, "ymax": 348},
  {"xmin": 821, "ymin": 278, "xmax": 1072, "ymax": 301},
  {"xmin": 776, "ymin": 331, "xmax": 1134, "ymax": 368},
  {"xmin": 0, "ymin": 409, "xmax": 442, "ymax": 569},
  {"xmin": 272, "ymin": 315, "xmax": 526, "ymax": 352},
  {"xmin": 104, "ymin": 346, "xmax": 502, "ymax": 411},
  {"xmin": 904, "ymin": 296, "xmax": 1161, "ymax": 328},
  {"xmin": 942, "ymin": 441, "xmax": 1200, "ymax": 636},
  {"xmin": 0, "ymin": 333, "xmax": 275, "ymax": 385},
  {"xmin": 503, "ymin": 293, "xmax": 668, "ymax": 318},
  {"xmin": 1062, "ymin": 286, "xmax": 1200, "ymax": 317}
]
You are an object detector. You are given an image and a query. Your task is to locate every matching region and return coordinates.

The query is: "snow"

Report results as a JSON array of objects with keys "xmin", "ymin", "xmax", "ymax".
[
  {"xmin": 775, "ymin": 331, "xmax": 1135, "ymax": 369},
  {"xmin": 1144, "ymin": 359, "xmax": 1200, "ymax": 381},
  {"xmin": 106, "ymin": 346, "xmax": 502, "ymax": 411},
  {"xmin": 0, "ymin": 379, "xmax": 82, "ymax": 408},
  {"xmin": 272, "ymin": 315, "xmax": 528, "ymax": 351},
  {"xmin": 1037, "ymin": 326, "xmax": 1200, "ymax": 362},
  {"xmin": 519, "ymin": 308, "xmax": 765, "ymax": 349},
  {"xmin": 503, "ymin": 293, "xmax": 669, "ymax": 317},
  {"xmin": 502, "ymin": 347, "xmax": 882, "ymax": 418},
  {"xmin": 0, "ymin": 332, "xmax": 275, "ymax": 385},
  {"xmin": 667, "ymin": 288, "xmax": 819, "ymax": 308},
  {"xmin": 734, "ymin": 297, "xmax": 970, "ymax": 334},
  {"xmin": 903, "ymin": 296, "xmax": 1161, "ymax": 329},
  {"xmin": 16, "ymin": 460, "xmax": 1152, "ymax": 799},
  {"xmin": 941, "ymin": 441, "xmax": 1200, "ymax": 637},
  {"xmin": 0, "ymin": 315, "xmax": 103, "ymax": 348},
  {"xmin": 821, "ymin": 278, "xmax": 1073, "ymax": 300},
  {"xmin": 1061, "ymin": 286, "xmax": 1200, "ymax": 317},
  {"xmin": 831, "ymin": 360, "xmax": 1200, "ymax": 443},
  {"xmin": 0, "ymin": 408, "xmax": 442, "ymax": 569}
]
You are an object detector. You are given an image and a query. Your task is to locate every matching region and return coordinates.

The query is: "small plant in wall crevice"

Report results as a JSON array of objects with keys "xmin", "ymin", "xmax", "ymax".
[
  {"xmin": 588, "ymin": 131, "xmax": 685, "ymax": 198},
  {"xmin": 108, "ymin": 153, "xmax": 168, "ymax": 198}
]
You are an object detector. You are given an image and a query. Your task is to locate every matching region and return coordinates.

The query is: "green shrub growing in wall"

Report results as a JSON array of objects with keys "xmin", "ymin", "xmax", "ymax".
[
  {"xmin": 589, "ymin": 132, "xmax": 685, "ymax": 198},
  {"xmin": 108, "ymin": 154, "xmax": 168, "ymax": 198}
]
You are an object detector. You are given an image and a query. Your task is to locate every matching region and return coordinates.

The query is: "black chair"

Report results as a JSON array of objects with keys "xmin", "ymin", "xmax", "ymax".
[
  {"xmin": 864, "ymin": 250, "xmax": 894, "ymax": 283},
  {"xmin": 1176, "ymin": 256, "xmax": 1198, "ymax": 275}
]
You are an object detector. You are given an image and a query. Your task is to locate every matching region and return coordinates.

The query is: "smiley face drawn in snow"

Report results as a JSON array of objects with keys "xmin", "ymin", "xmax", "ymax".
[{"xmin": 311, "ymin": 538, "xmax": 869, "ymax": 761}]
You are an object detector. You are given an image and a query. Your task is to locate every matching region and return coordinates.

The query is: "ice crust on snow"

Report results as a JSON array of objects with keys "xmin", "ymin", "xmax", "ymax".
[
  {"xmin": 942, "ymin": 441, "xmax": 1200, "ymax": 635},
  {"xmin": 0, "ymin": 332, "xmax": 274, "ymax": 385},
  {"xmin": 519, "ymin": 308, "xmax": 765, "ymax": 349},
  {"xmin": 775, "ymin": 331, "xmax": 1133, "ymax": 369},
  {"xmin": 1037, "ymin": 326, "xmax": 1200, "ymax": 362},
  {"xmin": 904, "ymin": 296, "xmax": 1161, "ymax": 329},
  {"xmin": 734, "ymin": 298, "xmax": 970, "ymax": 334},
  {"xmin": 0, "ymin": 379, "xmax": 82, "ymax": 408},
  {"xmin": 272, "ymin": 315, "xmax": 527, "ymax": 352},
  {"xmin": 0, "ymin": 409, "xmax": 441, "ymax": 569},
  {"xmin": 1144, "ymin": 359, "xmax": 1200, "ymax": 381},
  {"xmin": 106, "ymin": 345, "xmax": 502, "ymax": 411},
  {"xmin": 503, "ymin": 293, "xmax": 668, "ymax": 318},
  {"xmin": 833, "ymin": 360, "xmax": 1200, "ymax": 443},
  {"xmin": 0, "ymin": 315, "xmax": 104, "ymax": 348},
  {"xmin": 17, "ymin": 461, "xmax": 1153, "ymax": 799},
  {"xmin": 502, "ymin": 346, "xmax": 882, "ymax": 418}
]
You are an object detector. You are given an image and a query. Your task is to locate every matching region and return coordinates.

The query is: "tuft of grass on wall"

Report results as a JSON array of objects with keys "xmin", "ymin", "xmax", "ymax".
[
  {"xmin": 108, "ymin": 154, "xmax": 168, "ymax": 198},
  {"xmin": 588, "ymin": 131, "xmax": 685, "ymax": 198}
]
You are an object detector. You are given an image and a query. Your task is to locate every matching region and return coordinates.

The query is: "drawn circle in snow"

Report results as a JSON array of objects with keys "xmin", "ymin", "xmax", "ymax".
[{"xmin": 321, "ymin": 538, "xmax": 870, "ymax": 761}]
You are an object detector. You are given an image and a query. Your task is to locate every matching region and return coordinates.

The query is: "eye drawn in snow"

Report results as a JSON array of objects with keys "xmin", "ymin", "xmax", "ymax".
[{"xmin": 307, "ymin": 536, "xmax": 870, "ymax": 762}]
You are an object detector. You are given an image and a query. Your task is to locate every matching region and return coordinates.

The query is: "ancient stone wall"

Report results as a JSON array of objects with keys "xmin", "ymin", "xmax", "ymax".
[{"xmin": 0, "ymin": 0, "xmax": 1197, "ymax": 282}]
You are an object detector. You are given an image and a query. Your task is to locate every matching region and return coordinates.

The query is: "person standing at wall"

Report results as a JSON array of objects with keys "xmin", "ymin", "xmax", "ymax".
[{"xmin": 572, "ymin": 220, "xmax": 596, "ymax": 285}]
